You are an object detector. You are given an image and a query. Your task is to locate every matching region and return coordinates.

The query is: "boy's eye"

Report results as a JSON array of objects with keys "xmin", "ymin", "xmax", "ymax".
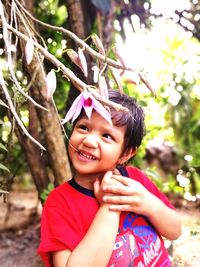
[
  {"xmin": 103, "ymin": 133, "xmax": 113, "ymax": 140},
  {"xmin": 77, "ymin": 124, "xmax": 88, "ymax": 131}
]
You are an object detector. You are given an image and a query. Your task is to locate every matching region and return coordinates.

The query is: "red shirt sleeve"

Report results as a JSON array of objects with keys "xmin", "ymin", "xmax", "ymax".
[
  {"xmin": 37, "ymin": 182, "xmax": 99, "ymax": 267},
  {"xmin": 37, "ymin": 184, "xmax": 85, "ymax": 266},
  {"xmin": 126, "ymin": 166, "xmax": 175, "ymax": 209}
]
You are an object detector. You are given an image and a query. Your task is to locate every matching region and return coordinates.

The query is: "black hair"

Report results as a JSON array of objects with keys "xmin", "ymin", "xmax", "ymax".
[
  {"xmin": 72, "ymin": 90, "xmax": 145, "ymax": 155},
  {"xmin": 108, "ymin": 90, "xmax": 145, "ymax": 154}
]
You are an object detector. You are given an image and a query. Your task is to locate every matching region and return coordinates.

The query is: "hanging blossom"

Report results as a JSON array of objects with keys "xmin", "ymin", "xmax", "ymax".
[
  {"xmin": 61, "ymin": 91, "xmax": 112, "ymax": 125},
  {"xmin": 46, "ymin": 70, "xmax": 57, "ymax": 100},
  {"xmin": 78, "ymin": 48, "xmax": 88, "ymax": 77},
  {"xmin": 98, "ymin": 76, "xmax": 109, "ymax": 100},
  {"xmin": 91, "ymin": 34, "xmax": 105, "ymax": 55},
  {"xmin": 25, "ymin": 39, "xmax": 34, "ymax": 65},
  {"xmin": 67, "ymin": 49, "xmax": 88, "ymax": 77}
]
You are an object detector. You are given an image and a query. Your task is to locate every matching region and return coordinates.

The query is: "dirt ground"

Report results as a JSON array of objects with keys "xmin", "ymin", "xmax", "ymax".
[{"xmin": 0, "ymin": 190, "xmax": 200, "ymax": 267}]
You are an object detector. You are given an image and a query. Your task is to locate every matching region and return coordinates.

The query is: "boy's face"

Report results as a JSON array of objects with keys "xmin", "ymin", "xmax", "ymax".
[{"xmin": 68, "ymin": 111, "xmax": 126, "ymax": 178}]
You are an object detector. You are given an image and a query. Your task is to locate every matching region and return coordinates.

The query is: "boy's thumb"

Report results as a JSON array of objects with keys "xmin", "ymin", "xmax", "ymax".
[
  {"xmin": 93, "ymin": 178, "xmax": 100, "ymax": 194},
  {"xmin": 102, "ymin": 170, "xmax": 113, "ymax": 183}
]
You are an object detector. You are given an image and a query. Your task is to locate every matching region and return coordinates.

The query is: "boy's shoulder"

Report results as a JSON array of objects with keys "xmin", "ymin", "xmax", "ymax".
[
  {"xmin": 125, "ymin": 165, "xmax": 149, "ymax": 182},
  {"xmin": 125, "ymin": 165, "xmax": 160, "ymax": 194},
  {"xmin": 125, "ymin": 165, "xmax": 174, "ymax": 209},
  {"xmin": 44, "ymin": 180, "xmax": 72, "ymax": 205}
]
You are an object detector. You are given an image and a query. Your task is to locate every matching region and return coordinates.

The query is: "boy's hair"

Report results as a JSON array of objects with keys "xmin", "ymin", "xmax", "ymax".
[
  {"xmin": 73, "ymin": 90, "xmax": 145, "ymax": 154},
  {"xmin": 108, "ymin": 90, "xmax": 145, "ymax": 154}
]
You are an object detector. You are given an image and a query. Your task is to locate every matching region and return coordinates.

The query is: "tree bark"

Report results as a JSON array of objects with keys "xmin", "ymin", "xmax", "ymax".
[
  {"xmin": 3, "ymin": 0, "xmax": 72, "ymax": 198},
  {"xmin": 65, "ymin": 0, "xmax": 94, "ymax": 108},
  {"xmin": 66, "ymin": 0, "xmax": 95, "ymax": 40},
  {"xmin": 19, "ymin": 0, "xmax": 72, "ymax": 186}
]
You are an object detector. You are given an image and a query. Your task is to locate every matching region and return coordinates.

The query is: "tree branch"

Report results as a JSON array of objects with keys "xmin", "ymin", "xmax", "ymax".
[
  {"xmin": 14, "ymin": 0, "xmax": 136, "ymax": 72},
  {"xmin": 0, "ymin": 69, "xmax": 46, "ymax": 151},
  {"xmin": 0, "ymin": 0, "xmax": 48, "ymax": 111},
  {"xmin": 5, "ymin": 22, "xmax": 128, "ymax": 112}
]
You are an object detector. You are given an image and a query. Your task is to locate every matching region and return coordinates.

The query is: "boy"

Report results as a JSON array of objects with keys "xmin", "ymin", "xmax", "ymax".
[{"xmin": 38, "ymin": 90, "xmax": 181, "ymax": 267}]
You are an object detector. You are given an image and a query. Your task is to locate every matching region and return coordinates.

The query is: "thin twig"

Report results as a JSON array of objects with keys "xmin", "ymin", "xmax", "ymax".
[
  {"xmin": 14, "ymin": 0, "xmax": 137, "ymax": 72},
  {"xmin": 0, "ymin": 1, "xmax": 48, "ymax": 111},
  {"xmin": 14, "ymin": 0, "xmax": 47, "ymax": 90},
  {"xmin": 1, "ymin": 0, "xmax": 129, "ymax": 113},
  {"xmin": 91, "ymin": 90, "xmax": 129, "ymax": 112},
  {"xmin": 6, "ymin": 23, "xmax": 87, "ymax": 87},
  {"xmin": 0, "ymin": 69, "xmax": 46, "ymax": 151},
  {"xmin": 6, "ymin": 23, "xmax": 128, "ymax": 112}
]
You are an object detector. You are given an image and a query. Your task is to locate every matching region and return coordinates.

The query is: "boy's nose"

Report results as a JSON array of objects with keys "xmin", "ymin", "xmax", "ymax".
[{"xmin": 82, "ymin": 134, "xmax": 98, "ymax": 148}]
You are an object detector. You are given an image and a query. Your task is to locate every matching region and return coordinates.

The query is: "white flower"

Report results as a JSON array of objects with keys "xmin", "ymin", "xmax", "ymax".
[
  {"xmin": 46, "ymin": 70, "xmax": 57, "ymax": 100},
  {"xmin": 25, "ymin": 39, "xmax": 34, "ymax": 64}
]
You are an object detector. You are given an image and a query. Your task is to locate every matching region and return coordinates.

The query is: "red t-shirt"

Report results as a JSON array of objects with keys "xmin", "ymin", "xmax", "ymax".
[{"xmin": 38, "ymin": 166, "xmax": 173, "ymax": 267}]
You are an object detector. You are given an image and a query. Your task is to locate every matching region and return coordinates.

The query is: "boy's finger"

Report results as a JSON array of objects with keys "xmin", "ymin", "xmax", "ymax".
[
  {"xmin": 102, "ymin": 170, "xmax": 113, "ymax": 183},
  {"xmin": 93, "ymin": 178, "xmax": 100, "ymax": 194},
  {"xmin": 109, "ymin": 204, "xmax": 131, "ymax": 212},
  {"xmin": 103, "ymin": 194, "xmax": 134, "ymax": 204},
  {"xmin": 102, "ymin": 183, "xmax": 130, "ymax": 195},
  {"xmin": 113, "ymin": 168, "xmax": 121, "ymax": 175},
  {"xmin": 111, "ymin": 174, "xmax": 130, "ymax": 186}
]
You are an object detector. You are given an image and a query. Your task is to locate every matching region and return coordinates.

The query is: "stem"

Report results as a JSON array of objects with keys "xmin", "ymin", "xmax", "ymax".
[{"xmin": 0, "ymin": 69, "xmax": 46, "ymax": 151}]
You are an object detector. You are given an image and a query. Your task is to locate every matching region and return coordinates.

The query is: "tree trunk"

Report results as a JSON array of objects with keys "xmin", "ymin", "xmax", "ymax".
[
  {"xmin": 66, "ymin": 0, "xmax": 94, "ymax": 41},
  {"xmin": 3, "ymin": 0, "xmax": 72, "ymax": 198},
  {"xmin": 101, "ymin": 1, "xmax": 117, "ymax": 52},
  {"xmin": 20, "ymin": 0, "xmax": 72, "ymax": 186},
  {"xmin": 65, "ymin": 0, "xmax": 94, "ymax": 108}
]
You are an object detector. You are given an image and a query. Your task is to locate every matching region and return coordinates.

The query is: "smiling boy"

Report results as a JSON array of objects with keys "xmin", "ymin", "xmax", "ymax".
[{"xmin": 38, "ymin": 90, "xmax": 181, "ymax": 267}]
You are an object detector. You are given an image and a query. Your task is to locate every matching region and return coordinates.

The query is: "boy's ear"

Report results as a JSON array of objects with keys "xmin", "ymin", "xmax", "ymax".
[{"xmin": 118, "ymin": 148, "xmax": 137, "ymax": 165}]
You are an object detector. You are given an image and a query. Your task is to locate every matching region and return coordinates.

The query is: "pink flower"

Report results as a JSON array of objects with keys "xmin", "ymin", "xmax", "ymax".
[
  {"xmin": 67, "ymin": 49, "xmax": 79, "ymax": 66},
  {"xmin": 61, "ymin": 91, "xmax": 112, "ymax": 125},
  {"xmin": 46, "ymin": 70, "xmax": 57, "ymax": 100},
  {"xmin": 91, "ymin": 34, "xmax": 105, "ymax": 55},
  {"xmin": 98, "ymin": 76, "xmax": 109, "ymax": 99},
  {"xmin": 112, "ymin": 46, "xmax": 127, "ymax": 69},
  {"xmin": 92, "ymin": 65, "xmax": 100, "ymax": 83},
  {"xmin": 25, "ymin": 39, "xmax": 34, "ymax": 64},
  {"xmin": 78, "ymin": 48, "xmax": 88, "ymax": 77},
  {"xmin": 67, "ymin": 49, "xmax": 88, "ymax": 77},
  {"xmin": 110, "ymin": 67, "xmax": 123, "ymax": 94}
]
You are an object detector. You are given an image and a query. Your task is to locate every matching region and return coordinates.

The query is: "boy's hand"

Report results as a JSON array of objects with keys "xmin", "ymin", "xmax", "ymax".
[
  {"xmin": 102, "ymin": 174, "xmax": 161, "ymax": 217},
  {"xmin": 94, "ymin": 170, "xmax": 122, "ymax": 206}
]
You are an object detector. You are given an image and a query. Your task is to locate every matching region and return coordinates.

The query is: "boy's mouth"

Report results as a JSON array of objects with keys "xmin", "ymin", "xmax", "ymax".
[{"xmin": 78, "ymin": 150, "xmax": 97, "ymax": 160}]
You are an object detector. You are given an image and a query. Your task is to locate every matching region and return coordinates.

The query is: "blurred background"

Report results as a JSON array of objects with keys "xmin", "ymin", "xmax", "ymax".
[{"xmin": 0, "ymin": 0, "xmax": 200, "ymax": 266}]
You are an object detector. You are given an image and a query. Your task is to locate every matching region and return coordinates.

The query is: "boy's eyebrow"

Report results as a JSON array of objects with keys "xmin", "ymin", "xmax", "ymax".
[
  {"xmin": 77, "ymin": 117, "xmax": 90, "ymax": 124},
  {"xmin": 77, "ymin": 116, "xmax": 125, "ymax": 135}
]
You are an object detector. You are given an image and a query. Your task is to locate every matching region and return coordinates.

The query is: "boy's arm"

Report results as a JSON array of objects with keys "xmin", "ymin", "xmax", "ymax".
[
  {"xmin": 145, "ymin": 196, "xmax": 182, "ymax": 240},
  {"xmin": 102, "ymin": 174, "xmax": 182, "ymax": 240},
  {"xmin": 53, "ymin": 171, "xmax": 120, "ymax": 267}
]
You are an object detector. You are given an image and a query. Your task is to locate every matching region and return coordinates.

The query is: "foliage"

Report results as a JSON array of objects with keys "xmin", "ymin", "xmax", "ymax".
[
  {"xmin": 145, "ymin": 168, "xmax": 184, "ymax": 195},
  {"xmin": 40, "ymin": 183, "xmax": 55, "ymax": 203},
  {"xmin": 1, "ymin": 0, "xmax": 200, "ymax": 200},
  {"xmin": 157, "ymin": 32, "xmax": 200, "ymax": 196},
  {"xmin": 115, "ymin": 17, "xmax": 200, "ymax": 197}
]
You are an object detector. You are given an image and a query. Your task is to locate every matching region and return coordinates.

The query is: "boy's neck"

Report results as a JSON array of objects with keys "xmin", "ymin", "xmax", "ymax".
[{"xmin": 74, "ymin": 172, "xmax": 105, "ymax": 190}]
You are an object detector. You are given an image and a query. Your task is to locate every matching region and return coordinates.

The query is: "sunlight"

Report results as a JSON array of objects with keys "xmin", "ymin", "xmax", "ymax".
[{"xmin": 150, "ymin": 0, "xmax": 191, "ymax": 15}]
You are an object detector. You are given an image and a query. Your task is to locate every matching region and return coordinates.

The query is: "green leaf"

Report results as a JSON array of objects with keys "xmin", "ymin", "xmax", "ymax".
[
  {"xmin": 0, "ymin": 163, "xmax": 10, "ymax": 172},
  {"xmin": 47, "ymin": 183, "xmax": 54, "ymax": 191},
  {"xmin": 0, "ymin": 143, "xmax": 7, "ymax": 151},
  {"xmin": 40, "ymin": 192, "xmax": 46, "ymax": 201},
  {"xmin": 0, "ymin": 99, "xmax": 8, "ymax": 108}
]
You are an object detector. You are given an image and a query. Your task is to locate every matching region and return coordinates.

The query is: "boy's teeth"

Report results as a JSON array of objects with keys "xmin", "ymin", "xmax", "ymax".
[{"xmin": 80, "ymin": 152, "xmax": 96, "ymax": 160}]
